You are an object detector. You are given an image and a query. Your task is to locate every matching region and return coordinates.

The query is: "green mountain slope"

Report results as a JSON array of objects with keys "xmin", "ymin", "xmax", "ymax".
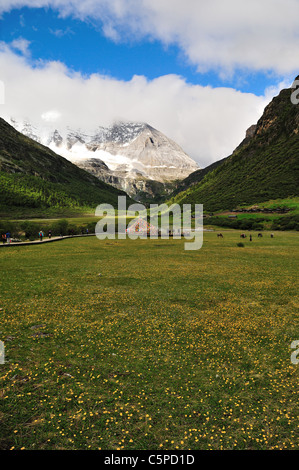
[
  {"xmin": 0, "ymin": 117, "xmax": 130, "ymax": 216},
  {"xmin": 169, "ymin": 156, "xmax": 228, "ymax": 199},
  {"xmin": 169, "ymin": 79, "xmax": 299, "ymax": 212}
]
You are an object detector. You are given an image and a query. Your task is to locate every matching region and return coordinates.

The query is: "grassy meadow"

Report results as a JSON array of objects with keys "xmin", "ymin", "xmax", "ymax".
[{"xmin": 0, "ymin": 231, "xmax": 298, "ymax": 450}]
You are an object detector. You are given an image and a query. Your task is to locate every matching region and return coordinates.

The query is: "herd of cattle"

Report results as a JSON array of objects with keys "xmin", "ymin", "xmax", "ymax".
[{"xmin": 217, "ymin": 232, "xmax": 274, "ymax": 238}]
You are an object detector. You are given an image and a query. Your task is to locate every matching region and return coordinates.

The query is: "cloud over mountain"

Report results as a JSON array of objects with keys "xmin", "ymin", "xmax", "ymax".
[{"xmin": 0, "ymin": 45, "xmax": 269, "ymax": 167}]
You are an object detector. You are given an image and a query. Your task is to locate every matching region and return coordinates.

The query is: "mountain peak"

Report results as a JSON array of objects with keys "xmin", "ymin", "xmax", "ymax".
[
  {"xmin": 8, "ymin": 118, "xmax": 198, "ymax": 200},
  {"xmin": 90, "ymin": 121, "xmax": 151, "ymax": 146}
]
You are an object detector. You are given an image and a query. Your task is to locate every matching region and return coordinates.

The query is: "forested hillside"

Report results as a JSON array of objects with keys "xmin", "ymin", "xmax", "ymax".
[
  {"xmin": 169, "ymin": 80, "xmax": 299, "ymax": 212},
  {"xmin": 0, "ymin": 118, "xmax": 130, "ymax": 216}
]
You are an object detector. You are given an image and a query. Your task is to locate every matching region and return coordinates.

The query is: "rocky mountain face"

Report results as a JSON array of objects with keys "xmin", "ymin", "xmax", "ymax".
[
  {"xmin": 9, "ymin": 120, "xmax": 198, "ymax": 201},
  {"xmin": 170, "ymin": 78, "xmax": 299, "ymax": 211}
]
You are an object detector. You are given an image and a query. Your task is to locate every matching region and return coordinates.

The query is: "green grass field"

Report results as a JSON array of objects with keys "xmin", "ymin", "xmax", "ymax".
[{"xmin": 0, "ymin": 231, "xmax": 298, "ymax": 450}]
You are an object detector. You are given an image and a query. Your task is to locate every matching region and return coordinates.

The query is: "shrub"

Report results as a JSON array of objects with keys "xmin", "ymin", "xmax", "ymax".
[
  {"xmin": 52, "ymin": 219, "xmax": 69, "ymax": 236},
  {"xmin": 21, "ymin": 221, "xmax": 39, "ymax": 239}
]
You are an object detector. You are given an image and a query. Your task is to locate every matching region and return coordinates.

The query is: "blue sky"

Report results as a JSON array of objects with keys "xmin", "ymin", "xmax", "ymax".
[
  {"xmin": 0, "ymin": 1, "xmax": 297, "ymax": 165},
  {"xmin": 1, "ymin": 8, "xmax": 194, "ymax": 81},
  {"xmin": 0, "ymin": 6, "xmax": 291, "ymax": 95}
]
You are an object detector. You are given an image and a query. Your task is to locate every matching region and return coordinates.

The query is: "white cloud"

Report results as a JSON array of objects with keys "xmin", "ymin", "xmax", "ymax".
[
  {"xmin": 0, "ymin": 0, "xmax": 299, "ymax": 75},
  {"xmin": 0, "ymin": 80, "xmax": 4, "ymax": 105},
  {"xmin": 10, "ymin": 37, "xmax": 31, "ymax": 56},
  {"xmin": 49, "ymin": 27, "xmax": 74, "ymax": 38},
  {"xmin": 264, "ymin": 78, "xmax": 294, "ymax": 102},
  {"xmin": 41, "ymin": 109, "xmax": 62, "ymax": 122},
  {"xmin": 0, "ymin": 47, "xmax": 274, "ymax": 167}
]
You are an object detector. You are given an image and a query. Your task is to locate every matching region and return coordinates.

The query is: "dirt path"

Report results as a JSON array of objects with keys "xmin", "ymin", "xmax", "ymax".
[{"xmin": 0, "ymin": 234, "xmax": 95, "ymax": 247}]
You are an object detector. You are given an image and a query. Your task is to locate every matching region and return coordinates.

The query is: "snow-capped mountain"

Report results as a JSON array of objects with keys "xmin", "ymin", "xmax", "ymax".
[{"xmin": 9, "ymin": 119, "xmax": 199, "ymax": 199}]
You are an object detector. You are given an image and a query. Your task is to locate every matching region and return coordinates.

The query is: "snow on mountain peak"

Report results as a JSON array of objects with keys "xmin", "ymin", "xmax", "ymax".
[{"xmin": 8, "ymin": 117, "xmax": 199, "ymax": 198}]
